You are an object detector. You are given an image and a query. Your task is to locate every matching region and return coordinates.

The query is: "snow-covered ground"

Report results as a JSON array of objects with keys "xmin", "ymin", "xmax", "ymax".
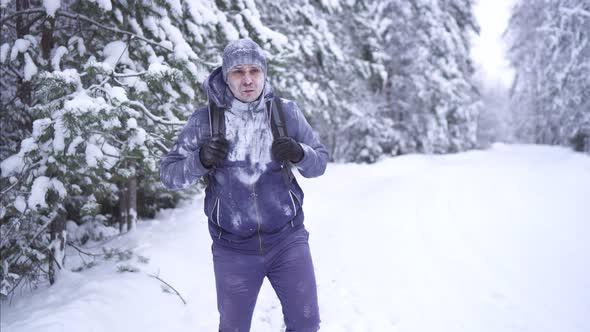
[{"xmin": 2, "ymin": 144, "xmax": 590, "ymax": 332}]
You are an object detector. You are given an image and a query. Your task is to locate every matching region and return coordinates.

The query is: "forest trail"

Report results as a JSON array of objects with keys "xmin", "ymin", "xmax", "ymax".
[{"xmin": 2, "ymin": 144, "xmax": 590, "ymax": 332}]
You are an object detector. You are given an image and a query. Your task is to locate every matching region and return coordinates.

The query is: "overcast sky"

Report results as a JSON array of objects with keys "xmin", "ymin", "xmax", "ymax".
[{"xmin": 471, "ymin": 0, "xmax": 515, "ymax": 87}]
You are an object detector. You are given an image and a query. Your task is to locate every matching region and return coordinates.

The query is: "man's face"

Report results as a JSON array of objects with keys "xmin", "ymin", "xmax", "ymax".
[{"xmin": 227, "ymin": 64, "xmax": 265, "ymax": 103}]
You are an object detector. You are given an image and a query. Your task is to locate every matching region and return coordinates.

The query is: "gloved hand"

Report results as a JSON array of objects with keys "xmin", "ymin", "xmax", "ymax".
[
  {"xmin": 199, "ymin": 136, "xmax": 229, "ymax": 169},
  {"xmin": 271, "ymin": 137, "xmax": 304, "ymax": 163}
]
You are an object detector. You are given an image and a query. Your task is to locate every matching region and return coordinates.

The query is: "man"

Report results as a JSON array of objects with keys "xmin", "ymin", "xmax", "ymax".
[{"xmin": 160, "ymin": 38, "xmax": 328, "ymax": 332}]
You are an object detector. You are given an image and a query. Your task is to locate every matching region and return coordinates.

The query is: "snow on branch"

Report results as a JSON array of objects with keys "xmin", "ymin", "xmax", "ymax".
[
  {"xmin": 0, "ymin": 9, "xmax": 46, "ymax": 26},
  {"xmin": 55, "ymin": 11, "xmax": 174, "ymax": 53},
  {"xmin": 1, "ymin": 9, "xmax": 214, "ymax": 65},
  {"xmin": 559, "ymin": 7, "xmax": 590, "ymax": 18},
  {"xmin": 0, "ymin": 9, "xmax": 173, "ymax": 53},
  {"xmin": 148, "ymin": 272, "xmax": 187, "ymax": 305},
  {"xmin": 126, "ymin": 101, "xmax": 185, "ymax": 126},
  {"xmin": 114, "ymin": 71, "xmax": 148, "ymax": 78}
]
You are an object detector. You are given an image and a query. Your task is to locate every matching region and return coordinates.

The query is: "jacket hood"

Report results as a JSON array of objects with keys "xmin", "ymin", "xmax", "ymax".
[{"xmin": 202, "ymin": 66, "xmax": 274, "ymax": 108}]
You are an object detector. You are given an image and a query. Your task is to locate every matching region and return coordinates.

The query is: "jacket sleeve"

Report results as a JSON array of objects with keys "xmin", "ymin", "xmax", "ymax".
[
  {"xmin": 291, "ymin": 102, "xmax": 329, "ymax": 178},
  {"xmin": 160, "ymin": 114, "xmax": 210, "ymax": 190}
]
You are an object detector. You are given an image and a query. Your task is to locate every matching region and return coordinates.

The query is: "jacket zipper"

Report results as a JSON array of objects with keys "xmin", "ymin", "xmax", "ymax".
[
  {"xmin": 252, "ymin": 105, "xmax": 266, "ymax": 253},
  {"xmin": 248, "ymin": 103, "xmax": 267, "ymax": 253},
  {"xmin": 212, "ymin": 198, "xmax": 222, "ymax": 239},
  {"xmin": 213, "ymin": 198, "xmax": 220, "ymax": 226},
  {"xmin": 289, "ymin": 190, "xmax": 302, "ymax": 227},
  {"xmin": 251, "ymin": 186, "xmax": 263, "ymax": 253},
  {"xmin": 288, "ymin": 190, "xmax": 298, "ymax": 215}
]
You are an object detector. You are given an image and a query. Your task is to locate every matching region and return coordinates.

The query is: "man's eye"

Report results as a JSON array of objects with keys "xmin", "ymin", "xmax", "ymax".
[{"xmin": 251, "ymin": 68, "xmax": 260, "ymax": 74}]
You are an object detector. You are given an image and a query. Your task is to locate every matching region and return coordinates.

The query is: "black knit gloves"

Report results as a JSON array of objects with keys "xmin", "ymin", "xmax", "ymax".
[
  {"xmin": 200, "ymin": 136, "xmax": 302, "ymax": 168},
  {"xmin": 199, "ymin": 136, "xmax": 229, "ymax": 169},
  {"xmin": 271, "ymin": 137, "xmax": 304, "ymax": 163}
]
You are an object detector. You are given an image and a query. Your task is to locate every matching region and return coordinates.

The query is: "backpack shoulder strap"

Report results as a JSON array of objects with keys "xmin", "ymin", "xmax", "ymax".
[
  {"xmin": 270, "ymin": 96, "xmax": 288, "ymax": 138},
  {"xmin": 208, "ymin": 99, "xmax": 225, "ymax": 137},
  {"xmin": 267, "ymin": 96, "xmax": 295, "ymax": 185}
]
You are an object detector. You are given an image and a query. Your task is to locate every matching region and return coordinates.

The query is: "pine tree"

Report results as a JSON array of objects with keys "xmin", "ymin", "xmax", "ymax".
[
  {"xmin": 507, "ymin": 0, "xmax": 590, "ymax": 152},
  {"xmin": 365, "ymin": 0, "xmax": 481, "ymax": 155},
  {"xmin": 0, "ymin": 0, "xmax": 298, "ymax": 298},
  {"xmin": 0, "ymin": 0, "xmax": 218, "ymax": 295}
]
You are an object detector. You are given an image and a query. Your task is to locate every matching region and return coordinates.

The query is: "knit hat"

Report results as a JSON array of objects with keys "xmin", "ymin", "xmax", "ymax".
[{"xmin": 222, "ymin": 39, "xmax": 267, "ymax": 82}]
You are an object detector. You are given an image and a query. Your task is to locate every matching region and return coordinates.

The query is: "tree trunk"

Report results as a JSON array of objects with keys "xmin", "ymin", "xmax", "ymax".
[
  {"xmin": 15, "ymin": 0, "xmax": 32, "ymax": 107},
  {"xmin": 48, "ymin": 211, "xmax": 66, "ymax": 285},
  {"xmin": 119, "ymin": 181, "xmax": 129, "ymax": 233},
  {"xmin": 127, "ymin": 172, "xmax": 137, "ymax": 231},
  {"xmin": 41, "ymin": 16, "xmax": 56, "ymax": 61},
  {"xmin": 119, "ymin": 163, "xmax": 138, "ymax": 233}
]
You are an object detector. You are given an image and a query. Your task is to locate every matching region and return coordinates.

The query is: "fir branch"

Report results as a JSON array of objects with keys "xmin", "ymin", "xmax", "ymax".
[
  {"xmin": 28, "ymin": 256, "xmax": 49, "ymax": 274},
  {"xmin": 3, "ymin": 21, "xmax": 17, "ymax": 30},
  {"xmin": 46, "ymin": 247, "xmax": 63, "ymax": 270},
  {"xmin": 31, "ymin": 215, "xmax": 58, "ymax": 244},
  {"xmin": 67, "ymin": 242, "xmax": 104, "ymax": 258},
  {"xmin": 0, "ymin": 212, "xmax": 30, "ymax": 248},
  {"xmin": 1, "ymin": 94, "xmax": 20, "ymax": 109},
  {"xmin": 76, "ymin": 12, "xmax": 84, "ymax": 40},
  {"xmin": 97, "ymin": 132, "xmax": 126, "ymax": 146},
  {"xmin": 55, "ymin": 11, "xmax": 174, "ymax": 53},
  {"xmin": 112, "ymin": 76, "xmax": 125, "ymax": 87},
  {"xmin": 126, "ymin": 100, "xmax": 185, "ymax": 126},
  {"xmin": 115, "ymin": 35, "xmax": 132, "ymax": 67},
  {"xmin": 8, "ymin": 65, "xmax": 23, "ymax": 80},
  {"xmin": 0, "ymin": 161, "xmax": 31, "ymax": 199},
  {"xmin": 0, "ymin": 9, "xmax": 173, "ymax": 53},
  {"xmin": 148, "ymin": 272, "xmax": 187, "ymax": 305},
  {"xmin": 1, "ymin": 171, "xmax": 25, "ymax": 196},
  {"xmin": 0, "ymin": 8, "xmax": 46, "ymax": 27},
  {"xmin": 559, "ymin": 7, "xmax": 590, "ymax": 18},
  {"xmin": 6, "ymin": 271, "xmax": 25, "ymax": 303},
  {"xmin": 22, "ymin": 13, "xmax": 46, "ymax": 31},
  {"xmin": 103, "ymin": 152, "xmax": 141, "ymax": 160},
  {"xmin": 91, "ymin": 86, "xmax": 113, "ymax": 104},
  {"xmin": 87, "ymin": 76, "xmax": 113, "ymax": 91},
  {"xmin": 84, "ymin": 233, "xmax": 123, "ymax": 249},
  {"xmin": 148, "ymin": 134, "xmax": 171, "ymax": 153},
  {"xmin": 114, "ymin": 71, "xmax": 148, "ymax": 78},
  {"xmin": 4, "ymin": 240, "xmax": 51, "ymax": 299}
]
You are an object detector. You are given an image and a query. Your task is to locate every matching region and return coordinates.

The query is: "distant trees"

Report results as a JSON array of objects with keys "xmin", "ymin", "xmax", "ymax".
[
  {"xmin": 340, "ymin": 0, "xmax": 481, "ymax": 159},
  {"xmin": 507, "ymin": 0, "xmax": 590, "ymax": 152},
  {"xmin": 475, "ymin": 79, "xmax": 513, "ymax": 148}
]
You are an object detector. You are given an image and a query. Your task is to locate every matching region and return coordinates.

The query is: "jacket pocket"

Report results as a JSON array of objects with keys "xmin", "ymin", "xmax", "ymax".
[
  {"xmin": 210, "ymin": 198, "xmax": 220, "ymax": 226},
  {"xmin": 288, "ymin": 190, "xmax": 302, "ymax": 215}
]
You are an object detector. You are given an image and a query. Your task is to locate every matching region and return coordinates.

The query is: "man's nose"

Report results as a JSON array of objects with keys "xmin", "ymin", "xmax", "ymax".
[{"xmin": 242, "ymin": 74, "xmax": 253, "ymax": 85}]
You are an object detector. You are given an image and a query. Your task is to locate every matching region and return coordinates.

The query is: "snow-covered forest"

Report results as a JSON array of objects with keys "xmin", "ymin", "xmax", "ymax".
[
  {"xmin": 0, "ymin": 0, "xmax": 483, "ymax": 298},
  {"xmin": 0, "ymin": 0, "xmax": 589, "ymax": 325},
  {"xmin": 2, "ymin": 145, "xmax": 590, "ymax": 331},
  {"xmin": 506, "ymin": 0, "xmax": 590, "ymax": 150}
]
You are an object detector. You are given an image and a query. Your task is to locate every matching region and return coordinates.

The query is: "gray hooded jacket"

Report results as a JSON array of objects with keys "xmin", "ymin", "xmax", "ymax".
[{"xmin": 160, "ymin": 67, "xmax": 328, "ymax": 252}]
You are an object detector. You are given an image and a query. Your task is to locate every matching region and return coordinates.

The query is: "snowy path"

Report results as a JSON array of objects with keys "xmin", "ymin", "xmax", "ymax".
[{"xmin": 2, "ymin": 144, "xmax": 590, "ymax": 332}]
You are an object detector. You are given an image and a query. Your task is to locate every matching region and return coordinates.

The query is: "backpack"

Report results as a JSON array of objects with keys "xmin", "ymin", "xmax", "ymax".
[{"xmin": 208, "ymin": 96, "xmax": 295, "ymax": 185}]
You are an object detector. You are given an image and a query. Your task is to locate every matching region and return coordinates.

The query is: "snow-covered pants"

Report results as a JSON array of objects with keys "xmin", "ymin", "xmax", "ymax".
[{"xmin": 212, "ymin": 226, "xmax": 320, "ymax": 332}]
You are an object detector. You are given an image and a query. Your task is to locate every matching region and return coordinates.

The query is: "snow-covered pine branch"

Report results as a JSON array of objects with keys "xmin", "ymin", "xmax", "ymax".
[
  {"xmin": 507, "ymin": 0, "xmax": 590, "ymax": 151},
  {"xmin": 0, "ymin": 9, "xmax": 175, "ymax": 53},
  {"xmin": 126, "ymin": 101, "xmax": 185, "ymax": 127},
  {"xmin": 559, "ymin": 7, "xmax": 590, "ymax": 18}
]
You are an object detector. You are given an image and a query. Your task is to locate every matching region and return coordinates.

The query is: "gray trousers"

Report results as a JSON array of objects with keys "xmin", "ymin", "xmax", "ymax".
[{"xmin": 212, "ymin": 226, "xmax": 320, "ymax": 332}]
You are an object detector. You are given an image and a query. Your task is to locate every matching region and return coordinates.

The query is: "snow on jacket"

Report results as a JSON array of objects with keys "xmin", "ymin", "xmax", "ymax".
[{"xmin": 160, "ymin": 67, "xmax": 328, "ymax": 252}]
